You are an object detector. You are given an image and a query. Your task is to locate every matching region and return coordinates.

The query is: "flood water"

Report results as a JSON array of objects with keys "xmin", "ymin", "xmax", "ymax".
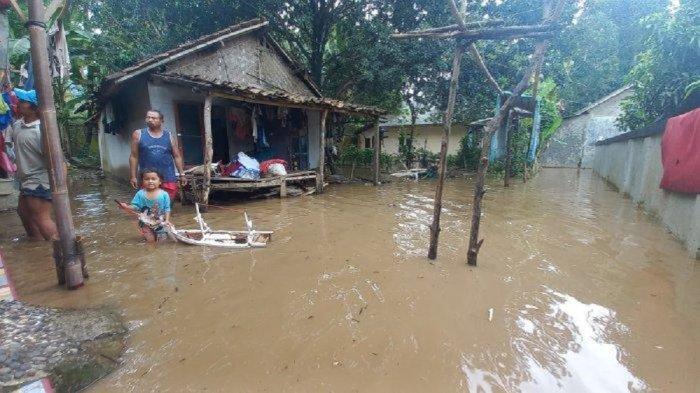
[{"xmin": 1, "ymin": 169, "xmax": 699, "ymax": 392}]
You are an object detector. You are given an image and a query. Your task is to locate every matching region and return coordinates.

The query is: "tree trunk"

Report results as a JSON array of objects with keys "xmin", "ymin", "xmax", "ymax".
[
  {"xmin": 504, "ymin": 110, "xmax": 514, "ymax": 187},
  {"xmin": 428, "ymin": 44, "xmax": 464, "ymax": 260}
]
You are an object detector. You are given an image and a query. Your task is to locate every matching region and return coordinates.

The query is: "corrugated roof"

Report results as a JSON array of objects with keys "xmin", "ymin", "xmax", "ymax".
[{"xmin": 155, "ymin": 73, "xmax": 385, "ymax": 117}]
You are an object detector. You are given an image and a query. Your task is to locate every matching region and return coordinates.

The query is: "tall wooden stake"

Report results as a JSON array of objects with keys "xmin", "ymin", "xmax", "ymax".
[
  {"xmin": 317, "ymin": 109, "xmax": 328, "ymax": 193},
  {"xmin": 202, "ymin": 95, "xmax": 213, "ymax": 206},
  {"xmin": 504, "ymin": 110, "xmax": 514, "ymax": 187},
  {"xmin": 27, "ymin": 0, "xmax": 84, "ymax": 288},
  {"xmin": 428, "ymin": 44, "xmax": 465, "ymax": 260},
  {"xmin": 467, "ymin": 43, "xmax": 550, "ymax": 266},
  {"xmin": 373, "ymin": 117, "xmax": 380, "ymax": 186}
]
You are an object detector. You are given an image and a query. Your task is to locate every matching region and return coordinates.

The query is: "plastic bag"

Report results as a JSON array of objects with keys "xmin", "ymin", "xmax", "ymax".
[
  {"xmin": 237, "ymin": 151, "xmax": 260, "ymax": 171},
  {"xmin": 268, "ymin": 163, "xmax": 287, "ymax": 176}
]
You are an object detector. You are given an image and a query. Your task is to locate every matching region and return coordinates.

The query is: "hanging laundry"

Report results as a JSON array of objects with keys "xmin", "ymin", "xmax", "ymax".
[
  {"xmin": 0, "ymin": 131, "xmax": 16, "ymax": 175},
  {"xmin": 24, "ymin": 57, "xmax": 34, "ymax": 89},
  {"xmin": 4, "ymin": 90, "xmax": 19, "ymax": 118}
]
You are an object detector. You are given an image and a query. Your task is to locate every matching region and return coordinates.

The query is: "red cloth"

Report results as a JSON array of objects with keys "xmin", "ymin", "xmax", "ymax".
[
  {"xmin": 660, "ymin": 108, "xmax": 700, "ymax": 194},
  {"xmin": 219, "ymin": 161, "xmax": 241, "ymax": 176},
  {"xmin": 260, "ymin": 159, "xmax": 287, "ymax": 174},
  {"xmin": 161, "ymin": 182, "xmax": 179, "ymax": 201}
]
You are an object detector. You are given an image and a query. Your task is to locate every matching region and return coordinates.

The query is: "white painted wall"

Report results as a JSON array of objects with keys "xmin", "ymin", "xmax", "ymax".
[
  {"xmin": 147, "ymin": 80, "xmax": 206, "ymax": 133},
  {"xmin": 361, "ymin": 124, "xmax": 468, "ymax": 156},
  {"xmin": 593, "ymin": 135, "xmax": 700, "ymax": 259}
]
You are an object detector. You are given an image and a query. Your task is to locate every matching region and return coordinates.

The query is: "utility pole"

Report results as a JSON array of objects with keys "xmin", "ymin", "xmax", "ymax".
[{"xmin": 27, "ymin": 0, "xmax": 84, "ymax": 289}]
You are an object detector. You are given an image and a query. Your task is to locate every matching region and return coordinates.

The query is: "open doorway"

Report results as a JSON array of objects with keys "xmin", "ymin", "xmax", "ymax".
[{"xmin": 212, "ymin": 106, "xmax": 229, "ymax": 163}]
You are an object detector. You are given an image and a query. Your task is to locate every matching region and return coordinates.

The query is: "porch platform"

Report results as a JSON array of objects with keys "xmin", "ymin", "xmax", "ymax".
[{"xmin": 182, "ymin": 170, "xmax": 318, "ymax": 202}]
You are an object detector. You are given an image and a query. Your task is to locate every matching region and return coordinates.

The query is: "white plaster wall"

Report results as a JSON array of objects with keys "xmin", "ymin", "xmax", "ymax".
[
  {"xmin": 362, "ymin": 124, "xmax": 468, "ymax": 156},
  {"xmin": 307, "ymin": 109, "xmax": 320, "ymax": 169},
  {"xmin": 593, "ymin": 134, "xmax": 700, "ymax": 259},
  {"xmin": 147, "ymin": 80, "xmax": 206, "ymax": 133}
]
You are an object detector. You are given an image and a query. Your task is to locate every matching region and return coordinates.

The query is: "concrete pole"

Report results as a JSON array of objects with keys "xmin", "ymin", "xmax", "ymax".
[{"xmin": 27, "ymin": 0, "xmax": 84, "ymax": 289}]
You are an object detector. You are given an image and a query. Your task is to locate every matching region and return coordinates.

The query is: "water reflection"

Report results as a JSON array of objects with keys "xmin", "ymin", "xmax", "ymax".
[{"xmin": 461, "ymin": 288, "xmax": 647, "ymax": 392}]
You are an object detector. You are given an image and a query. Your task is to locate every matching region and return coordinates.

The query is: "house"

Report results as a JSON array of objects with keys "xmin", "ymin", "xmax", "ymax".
[
  {"xmin": 358, "ymin": 110, "xmax": 468, "ymax": 157},
  {"xmin": 96, "ymin": 18, "xmax": 383, "ymax": 203},
  {"xmin": 540, "ymin": 85, "xmax": 633, "ymax": 168}
]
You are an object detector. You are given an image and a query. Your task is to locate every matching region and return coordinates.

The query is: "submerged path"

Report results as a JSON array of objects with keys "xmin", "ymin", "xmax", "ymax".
[{"xmin": 1, "ymin": 169, "xmax": 698, "ymax": 392}]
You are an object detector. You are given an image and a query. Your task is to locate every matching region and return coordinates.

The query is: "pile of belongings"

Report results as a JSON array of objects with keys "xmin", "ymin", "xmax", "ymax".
[{"xmin": 217, "ymin": 153, "xmax": 289, "ymax": 180}]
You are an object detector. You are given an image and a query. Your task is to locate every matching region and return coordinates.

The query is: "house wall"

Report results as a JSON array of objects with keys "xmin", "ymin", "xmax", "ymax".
[
  {"xmin": 167, "ymin": 34, "xmax": 314, "ymax": 97},
  {"xmin": 592, "ymin": 134, "xmax": 700, "ymax": 259},
  {"xmin": 361, "ymin": 124, "xmax": 468, "ymax": 156},
  {"xmin": 541, "ymin": 89, "xmax": 632, "ymax": 168},
  {"xmin": 147, "ymin": 80, "xmax": 207, "ymax": 134},
  {"xmin": 98, "ymin": 77, "xmax": 152, "ymax": 181}
]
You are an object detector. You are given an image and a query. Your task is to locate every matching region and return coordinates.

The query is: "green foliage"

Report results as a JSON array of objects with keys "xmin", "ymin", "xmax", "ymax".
[
  {"xmin": 618, "ymin": 3, "xmax": 700, "ymax": 130},
  {"xmin": 535, "ymin": 79, "xmax": 563, "ymax": 146}
]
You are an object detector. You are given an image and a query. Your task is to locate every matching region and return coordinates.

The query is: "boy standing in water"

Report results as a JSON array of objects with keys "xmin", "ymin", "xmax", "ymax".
[{"xmin": 118, "ymin": 168, "xmax": 171, "ymax": 242}]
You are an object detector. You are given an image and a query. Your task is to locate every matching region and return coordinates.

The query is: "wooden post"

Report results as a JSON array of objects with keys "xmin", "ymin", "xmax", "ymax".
[
  {"xmin": 27, "ymin": 0, "xmax": 84, "ymax": 288},
  {"xmin": 280, "ymin": 176, "xmax": 287, "ymax": 197},
  {"xmin": 504, "ymin": 110, "xmax": 514, "ymax": 187},
  {"xmin": 202, "ymin": 95, "xmax": 213, "ymax": 206},
  {"xmin": 428, "ymin": 44, "xmax": 465, "ymax": 260},
  {"xmin": 317, "ymin": 109, "xmax": 328, "ymax": 193},
  {"xmin": 373, "ymin": 118, "xmax": 380, "ymax": 186}
]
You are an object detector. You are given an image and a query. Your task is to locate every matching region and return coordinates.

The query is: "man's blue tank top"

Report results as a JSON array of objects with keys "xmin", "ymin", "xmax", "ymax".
[{"xmin": 138, "ymin": 128, "xmax": 177, "ymax": 182}]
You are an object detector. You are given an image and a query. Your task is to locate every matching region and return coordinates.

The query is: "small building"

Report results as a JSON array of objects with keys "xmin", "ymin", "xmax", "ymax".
[
  {"xmin": 540, "ymin": 85, "xmax": 632, "ymax": 168},
  {"xmin": 96, "ymin": 18, "xmax": 383, "ymax": 202},
  {"xmin": 359, "ymin": 111, "xmax": 468, "ymax": 156}
]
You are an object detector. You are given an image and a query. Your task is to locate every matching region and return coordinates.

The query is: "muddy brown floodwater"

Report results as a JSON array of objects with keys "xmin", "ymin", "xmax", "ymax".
[{"xmin": 1, "ymin": 169, "xmax": 699, "ymax": 392}]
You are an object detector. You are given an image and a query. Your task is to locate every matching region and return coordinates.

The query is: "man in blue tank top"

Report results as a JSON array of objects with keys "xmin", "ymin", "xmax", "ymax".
[{"xmin": 129, "ymin": 109, "xmax": 185, "ymax": 201}]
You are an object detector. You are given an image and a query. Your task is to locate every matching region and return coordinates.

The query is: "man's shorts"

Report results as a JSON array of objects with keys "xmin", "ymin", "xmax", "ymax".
[
  {"xmin": 161, "ymin": 182, "xmax": 179, "ymax": 201},
  {"xmin": 20, "ymin": 184, "xmax": 52, "ymax": 201}
]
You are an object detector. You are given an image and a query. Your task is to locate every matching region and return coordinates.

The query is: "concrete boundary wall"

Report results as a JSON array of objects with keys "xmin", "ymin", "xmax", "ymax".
[{"xmin": 592, "ymin": 134, "xmax": 700, "ymax": 259}]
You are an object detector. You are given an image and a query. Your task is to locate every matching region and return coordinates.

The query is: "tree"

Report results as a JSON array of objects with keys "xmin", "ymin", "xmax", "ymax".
[{"xmin": 618, "ymin": 1, "xmax": 700, "ymax": 130}]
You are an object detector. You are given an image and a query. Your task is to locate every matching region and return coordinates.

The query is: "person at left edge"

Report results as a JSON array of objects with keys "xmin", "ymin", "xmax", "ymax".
[{"xmin": 7, "ymin": 89, "xmax": 58, "ymax": 240}]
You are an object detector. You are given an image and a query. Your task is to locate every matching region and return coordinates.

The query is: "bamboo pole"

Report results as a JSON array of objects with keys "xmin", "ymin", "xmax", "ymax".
[
  {"xmin": 391, "ymin": 24, "xmax": 559, "ymax": 40},
  {"xmin": 317, "ymin": 109, "xmax": 328, "ymax": 193},
  {"xmin": 504, "ymin": 110, "xmax": 514, "ymax": 187},
  {"xmin": 373, "ymin": 118, "xmax": 380, "ymax": 186},
  {"xmin": 27, "ymin": 0, "xmax": 84, "ymax": 289},
  {"xmin": 428, "ymin": 44, "xmax": 464, "ymax": 260},
  {"xmin": 468, "ymin": 44, "xmax": 504, "ymax": 95},
  {"xmin": 202, "ymin": 95, "xmax": 213, "ymax": 206}
]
